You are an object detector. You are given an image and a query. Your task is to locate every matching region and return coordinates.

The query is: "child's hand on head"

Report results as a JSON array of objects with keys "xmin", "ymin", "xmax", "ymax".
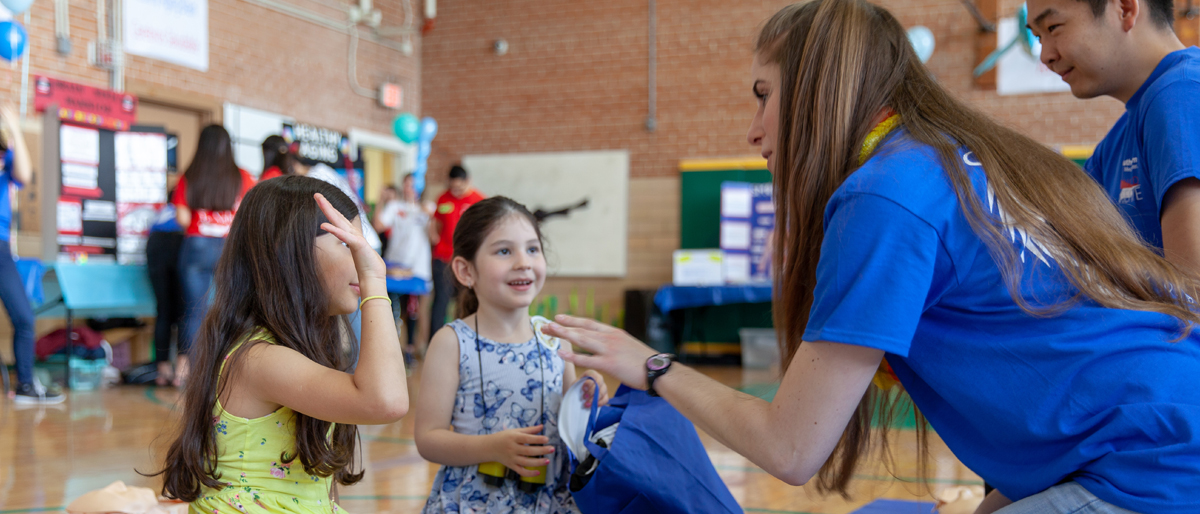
[
  {"xmin": 579, "ymin": 369, "xmax": 609, "ymax": 408},
  {"xmin": 486, "ymin": 425, "xmax": 555, "ymax": 477},
  {"xmin": 315, "ymin": 193, "xmax": 386, "ymax": 281}
]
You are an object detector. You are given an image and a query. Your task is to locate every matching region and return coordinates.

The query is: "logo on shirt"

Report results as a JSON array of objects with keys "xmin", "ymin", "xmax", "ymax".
[
  {"xmin": 1118, "ymin": 157, "xmax": 1142, "ymax": 205},
  {"xmin": 437, "ymin": 202, "xmax": 454, "ymax": 215},
  {"xmin": 1122, "ymin": 157, "xmax": 1139, "ymax": 174},
  {"xmin": 1119, "ymin": 179, "xmax": 1142, "ymax": 205},
  {"xmin": 967, "ymin": 151, "xmax": 1058, "ymax": 267}
]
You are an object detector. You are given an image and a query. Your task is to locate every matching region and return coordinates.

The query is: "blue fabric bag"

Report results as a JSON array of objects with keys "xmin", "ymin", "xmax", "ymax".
[{"xmin": 568, "ymin": 379, "xmax": 741, "ymax": 513}]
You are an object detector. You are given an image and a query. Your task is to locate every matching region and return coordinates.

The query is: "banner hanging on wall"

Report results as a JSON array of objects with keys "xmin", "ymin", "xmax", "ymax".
[
  {"xmin": 282, "ymin": 122, "xmax": 351, "ymax": 167},
  {"xmin": 34, "ymin": 76, "xmax": 138, "ymax": 130},
  {"xmin": 123, "ymin": 0, "xmax": 209, "ymax": 71}
]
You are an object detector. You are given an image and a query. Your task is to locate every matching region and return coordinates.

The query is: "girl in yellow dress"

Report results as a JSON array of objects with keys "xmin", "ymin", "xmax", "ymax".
[{"xmin": 152, "ymin": 176, "xmax": 409, "ymax": 513}]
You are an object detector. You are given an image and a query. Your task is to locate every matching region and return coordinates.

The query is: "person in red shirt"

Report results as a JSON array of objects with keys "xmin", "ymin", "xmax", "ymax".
[
  {"xmin": 258, "ymin": 135, "xmax": 297, "ymax": 181},
  {"xmin": 171, "ymin": 125, "xmax": 256, "ymax": 386},
  {"xmin": 428, "ymin": 165, "xmax": 485, "ymax": 337}
]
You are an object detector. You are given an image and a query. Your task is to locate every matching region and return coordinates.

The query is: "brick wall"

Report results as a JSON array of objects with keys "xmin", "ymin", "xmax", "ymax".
[
  {"xmin": 0, "ymin": 0, "xmax": 419, "ymax": 136},
  {"xmin": 422, "ymin": 0, "xmax": 1134, "ymax": 315},
  {"xmin": 0, "ymin": 0, "xmax": 421, "ymax": 365}
]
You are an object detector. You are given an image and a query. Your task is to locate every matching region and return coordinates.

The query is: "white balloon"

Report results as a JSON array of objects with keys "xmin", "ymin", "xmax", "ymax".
[
  {"xmin": 0, "ymin": 0, "xmax": 34, "ymax": 15},
  {"xmin": 907, "ymin": 26, "xmax": 936, "ymax": 64}
]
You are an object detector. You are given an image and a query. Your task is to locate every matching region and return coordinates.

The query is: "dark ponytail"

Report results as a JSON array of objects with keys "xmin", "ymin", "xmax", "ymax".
[
  {"xmin": 261, "ymin": 135, "xmax": 297, "ymax": 176},
  {"xmin": 449, "ymin": 197, "xmax": 544, "ymax": 318}
]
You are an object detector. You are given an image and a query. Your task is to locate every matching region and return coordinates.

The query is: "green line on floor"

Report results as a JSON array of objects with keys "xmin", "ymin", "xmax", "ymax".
[
  {"xmin": 143, "ymin": 386, "xmax": 174, "ymax": 410},
  {"xmin": 0, "ymin": 507, "xmax": 64, "ymax": 514}
]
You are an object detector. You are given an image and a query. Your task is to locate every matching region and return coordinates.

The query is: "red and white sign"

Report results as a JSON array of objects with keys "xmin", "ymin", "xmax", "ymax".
[
  {"xmin": 379, "ymin": 83, "xmax": 403, "ymax": 109},
  {"xmin": 34, "ymin": 76, "xmax": 138, "ymax": 130}
]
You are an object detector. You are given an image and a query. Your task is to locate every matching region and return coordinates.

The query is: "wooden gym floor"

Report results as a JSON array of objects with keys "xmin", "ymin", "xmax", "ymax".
[{"xmin": 0, "ymin": 364, "xmax": 982, "ymax": 513}]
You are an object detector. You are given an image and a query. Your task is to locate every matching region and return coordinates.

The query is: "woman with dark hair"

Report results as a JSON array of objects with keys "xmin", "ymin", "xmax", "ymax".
[
  {"xmin": 152, "ymin": 176, "xmax": 408, "ymax": 511},
  {"xmin": 259, "ymin": 135, "xmax": 296, "ymax": 181},
  {"xmin": 544, "ymin": 1, "xmax": 1200, "ymax": 512},
  {"xmin": 172, "ymin": 124, "xmax": 257, "ymax": 386}
]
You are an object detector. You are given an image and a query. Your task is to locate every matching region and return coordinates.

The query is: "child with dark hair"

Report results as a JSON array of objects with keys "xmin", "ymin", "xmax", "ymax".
[
  {"xmin": 154, "ymin": 176, "xmax": 409, "ymax": 512},
  {"xmin": 414, "ymin": 197, "xmax": 606, "ymax": 513}
]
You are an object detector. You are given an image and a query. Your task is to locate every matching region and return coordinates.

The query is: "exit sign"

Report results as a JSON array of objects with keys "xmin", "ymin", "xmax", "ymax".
[{"xmin": 379, "ymin": 83, "xmax": 403, "ymax": 109}]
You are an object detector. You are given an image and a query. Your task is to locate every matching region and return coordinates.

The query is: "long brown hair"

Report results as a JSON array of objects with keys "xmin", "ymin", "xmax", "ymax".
[
  {"xmin": 450, "ymin": 197, "xmax": 544, "ymax": 318},
  {"xmin": 760, "ymin": 0, "xmax": 1200, "ymax": 496},
  {"xmin": 150, "ymin": 176, "xmax": 366, "ymax": 500},
  {"xmin": 184, "ymin": 125, "xmax": 244, "ymax": 211}
]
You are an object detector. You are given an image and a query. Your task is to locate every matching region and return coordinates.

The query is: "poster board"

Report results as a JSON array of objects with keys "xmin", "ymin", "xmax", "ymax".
[
  {"xmin": 678, "ymin": 158, "xmax": 771, "ymax": 250},
  {"xmin": 463, "ymin": 151, "xmax": 629, "ymax": 277},
  {"xmin": 55, "ymin": 124, "xmax": 167, "ymax": 264}
]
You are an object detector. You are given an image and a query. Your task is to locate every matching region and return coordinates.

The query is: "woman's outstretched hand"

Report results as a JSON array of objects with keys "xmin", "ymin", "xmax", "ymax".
[{"xmin": 544, "ymin": 315, "xmax": 658, "ymax": 390}]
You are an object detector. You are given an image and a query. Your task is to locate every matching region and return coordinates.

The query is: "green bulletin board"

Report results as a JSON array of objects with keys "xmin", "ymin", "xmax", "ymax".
[
  {"xmin": 679, "ymin": 159, "xmax": 772, "ymax": 249},
  {"xmin": 676, "ymin": 159, "xmax": 774, "ymax": 349}
]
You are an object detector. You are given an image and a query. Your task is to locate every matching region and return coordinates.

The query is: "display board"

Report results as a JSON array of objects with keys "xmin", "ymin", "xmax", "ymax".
[
  {"xmin": 679, "ymin": 159, "xmax": 771, "ymax": 250},
  {"xmin": 55, "ymin": 124, "xmax": 167, "ymax": 264},
  {"xmin": 463, "ymin": 150, "xmax": 629, "ymax": 277}
]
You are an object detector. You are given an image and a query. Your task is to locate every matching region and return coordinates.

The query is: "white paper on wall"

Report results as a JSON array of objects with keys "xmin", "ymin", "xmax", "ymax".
[{"xmin": 996, "ymin": 17, "xmax": 1072, "ymax": 96}]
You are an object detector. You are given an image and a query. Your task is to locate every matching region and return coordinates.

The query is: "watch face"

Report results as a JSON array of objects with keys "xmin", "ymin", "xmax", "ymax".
[{"xmin": 647, "ymin": 354, "xmax": 670, "ymax": 371}]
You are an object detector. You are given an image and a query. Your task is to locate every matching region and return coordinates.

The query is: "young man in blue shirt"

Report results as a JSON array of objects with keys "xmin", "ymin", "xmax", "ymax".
[{"xmin": 1028, "ymin": 0, "xmax": 1200, "ymax": 271}]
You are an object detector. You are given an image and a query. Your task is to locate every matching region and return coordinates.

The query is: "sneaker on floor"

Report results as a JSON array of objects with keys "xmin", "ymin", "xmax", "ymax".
[{"xmin": 13, "ymin": 378, "xmax": 65, "ymax": 405}]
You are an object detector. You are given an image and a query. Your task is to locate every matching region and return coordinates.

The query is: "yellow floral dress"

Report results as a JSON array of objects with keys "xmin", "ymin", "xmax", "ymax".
[{"xmin": 190, "ymin": 330, "xmax": 347, "ymax": 514}]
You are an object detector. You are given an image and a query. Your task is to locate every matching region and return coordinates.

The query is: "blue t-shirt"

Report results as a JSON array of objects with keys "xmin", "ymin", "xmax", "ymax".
[
  {"xmin": 0, "ymin": 149, "xmax": 18, "ymax": 242},
  {"xmin": 149, "ymin": 202, "xmax": 181, "ymax": 233},
  {"xmin": 1084, "ymin": 47, "xmax": 1200, "ymax": 249},
  {"xmin": 803, "ymin": 133, "xmax": 1200, "ymax": 513}
]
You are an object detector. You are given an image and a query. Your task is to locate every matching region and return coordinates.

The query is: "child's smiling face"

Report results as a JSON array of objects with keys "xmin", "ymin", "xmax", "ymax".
[{"xmin": 459, "ymin": 214, "xmax": 546, "ymax": 311}]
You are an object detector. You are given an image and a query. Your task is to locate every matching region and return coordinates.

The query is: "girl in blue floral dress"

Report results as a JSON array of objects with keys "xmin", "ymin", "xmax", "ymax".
[{"xmin": 414, "ymin": 197, "xmax": 608, "ymax": 514}]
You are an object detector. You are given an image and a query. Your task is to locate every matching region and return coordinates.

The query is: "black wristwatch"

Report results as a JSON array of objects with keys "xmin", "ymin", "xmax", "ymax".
[{"xmin": 646, "ymin": 353, "xmax": 675, "ymax": 397}]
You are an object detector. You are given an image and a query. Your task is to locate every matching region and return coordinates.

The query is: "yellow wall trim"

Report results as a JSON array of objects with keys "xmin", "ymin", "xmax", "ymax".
[
  {"xmin": 679, "ymin": 157, "xmax": 769, "ymax": 172},
  {"xmin": 1060, "ymin": 145, "xmax": 1095, "ymax": 160}
]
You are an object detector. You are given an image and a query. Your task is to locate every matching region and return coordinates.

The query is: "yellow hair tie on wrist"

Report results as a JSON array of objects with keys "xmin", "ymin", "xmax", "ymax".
[{"xmin": 359, "ymin": 295, "xmax": 391, "ymax": 309}]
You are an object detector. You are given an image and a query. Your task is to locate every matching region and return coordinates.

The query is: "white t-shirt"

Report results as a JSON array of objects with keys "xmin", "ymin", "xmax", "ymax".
[
  {"xmin": 377, "ymin": 199, "xmax": 432, "ymax": 280},
  {"xmin": 305, "ymin": 163, "xmax": 383, "ymax": 253}
]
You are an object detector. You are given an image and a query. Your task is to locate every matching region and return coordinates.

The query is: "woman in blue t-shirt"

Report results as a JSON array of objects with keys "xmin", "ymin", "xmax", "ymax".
[
  {"xmin": 0, "ymin": 105, "xmax": 62, "ymax": 405},
  {"xmin": 543, "ymin": 1, "xmax": 1200, "ymax": 513}
]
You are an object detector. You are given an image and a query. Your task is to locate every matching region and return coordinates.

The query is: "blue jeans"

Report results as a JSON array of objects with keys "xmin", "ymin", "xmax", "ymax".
[
  {"xmin": 0, "ymin": 240, "xmax": 34, "ymax": 385},
  {"xmin": 997, "ymin": 482, "xmax": 1139, "ymax": 514},
  {"xmin": 178, "ymin": 236, "xmax": 225, "ymax": 356}
]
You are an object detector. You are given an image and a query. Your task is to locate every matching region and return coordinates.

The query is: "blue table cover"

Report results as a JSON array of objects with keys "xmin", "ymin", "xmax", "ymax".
[{"xmin": 654, "ymin": 284, "xmax": 772, "ymax": 313}]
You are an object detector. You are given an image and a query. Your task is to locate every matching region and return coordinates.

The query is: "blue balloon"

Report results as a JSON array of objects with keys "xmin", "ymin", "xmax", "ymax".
[
  {"xmin": 420, "ymin": 117, "xmax": 438, "ymax": 139},
  {"xmin": 0, "ymin": 21, "xmax": 27, "ymax": 62},
  {"xmin": 1, "ymin": 0, "xmax": 34, "ymax": 15},
  {"xmin": 393, "ymin": 113, "xmax": 419, "ymax": 144},
  {"xmin": 906, "ymin": 26, "xmax": 935, "ymax": 64},
  {"xmin": 1016, "ymin": 3, "xmax": 1037, "ymax": 58},
  {"xmin": 412, "ymin": 117, "xmax": 437, "ymax": 196}
]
